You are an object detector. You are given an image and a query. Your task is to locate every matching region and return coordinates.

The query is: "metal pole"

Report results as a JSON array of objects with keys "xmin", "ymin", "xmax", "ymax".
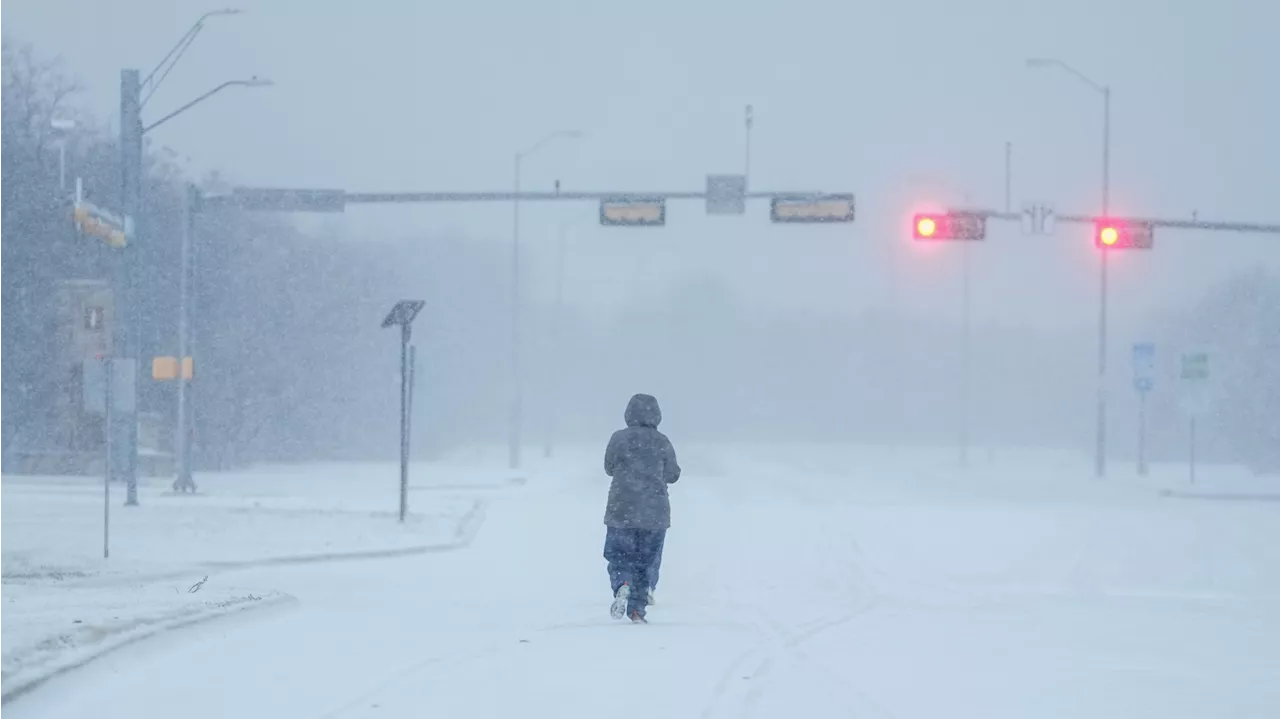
[
  {"xmin": 1004, "ymin": 141, "xmax": 1012, "ymax": 213},
  {"xmin": 400, "ymin": 323, "xmax": 410, "ymax": 522},
  {"xmin": 545, "ymin": 219, "xmax": 567, "ymax": 460},
  {"xmin": 118, "ymin": 69, "xmax": 142, "ymax": 506},
  {"xmin": 59, "ymin": 141, "xmax": 67, "ymax": 192},
  {"xmin": 744, "ymin": 105, "xmax": 754, "ymax": 191},
  {"xmin": 1189, "ymin": 416, "xmax": 1197, "ymax": 484},
  {"xmin": 960, "ymin": 242, "xmax": 970, "ymax": 468},
  {"xmin": 407, "ymin": 345, "xmax": 417, "ymax": 442},
  {"xmin": 1095, "ymin": 86, "xmax": 1112, "ymax": 479},
  {"xmin": 104, "ymin": 358, "xmax": 112, "ymax": 559},
  {"xmin": 1137, "ymin": 390, "xmax": 1148, "ymax": 476},
  {"xmin": 174, "ymin": 183, "xmax": 195, "ymax": 492},
  {"xmin": 509, "ymin": 154, "xmax": 523, "ymax": 470}
]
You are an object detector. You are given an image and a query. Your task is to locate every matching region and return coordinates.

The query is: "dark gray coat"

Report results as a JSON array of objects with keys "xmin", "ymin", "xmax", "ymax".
[{"xmin": 603, "ymin": 394, "xmax": 681, "ymax": 529}]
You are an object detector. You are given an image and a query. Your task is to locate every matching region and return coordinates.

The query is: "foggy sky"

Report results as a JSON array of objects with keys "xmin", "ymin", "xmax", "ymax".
[{"xmin": 6, "ymin": 0, "xmax": 1279, "ymax": 334}]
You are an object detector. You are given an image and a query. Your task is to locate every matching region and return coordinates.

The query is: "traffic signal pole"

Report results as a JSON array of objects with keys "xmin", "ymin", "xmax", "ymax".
[{"xmin": 1096, "ymin": 85, "xmax": 1112, "ymax": 479}]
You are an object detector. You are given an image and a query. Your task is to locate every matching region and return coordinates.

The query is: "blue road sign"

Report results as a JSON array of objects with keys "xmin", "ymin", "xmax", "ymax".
[{"xmin": 1132, "ymin": 342, "xmax": 1155, "ymax": 393}]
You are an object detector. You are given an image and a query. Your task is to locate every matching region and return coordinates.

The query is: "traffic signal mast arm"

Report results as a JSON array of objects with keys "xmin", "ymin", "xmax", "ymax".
[{"xmin": 941, "ymin": 208, "xmax": 1280, "ymax": 235}]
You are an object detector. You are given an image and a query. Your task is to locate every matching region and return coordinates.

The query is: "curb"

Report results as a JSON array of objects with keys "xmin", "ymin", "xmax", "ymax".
[
  {"xmin": 22, "ymin": 499, "xmax": 489, "ymax": 590},
  {"xmin": 0, "ymin": 501, "xmax": 489, "ymax": 704},
  {"xmin": 200, "ymin": 497, "xmax": 488, "ymax": 570},
  {"xmin": 1, "ymin": 592, "xmax": 296, "ymax": 705}
]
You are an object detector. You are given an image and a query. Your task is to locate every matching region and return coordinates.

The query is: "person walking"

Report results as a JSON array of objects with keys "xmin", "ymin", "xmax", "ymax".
[{"xmin": 602, "ymin": 393, "xmax": 680, "ymax": 623}]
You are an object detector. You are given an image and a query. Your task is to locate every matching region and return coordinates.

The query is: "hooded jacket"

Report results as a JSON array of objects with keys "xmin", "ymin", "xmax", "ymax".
[{"xmin": 603, "ymin": 394, "xmax": 681, "ymax": 529}]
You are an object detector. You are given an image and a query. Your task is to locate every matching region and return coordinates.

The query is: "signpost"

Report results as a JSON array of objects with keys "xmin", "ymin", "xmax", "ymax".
[
  {"xmin": 1020, "ymin": 202, "xmax": 1056, "ymax": 236},
  {"xmin": 1180, "ymin": 351, "xmax": 1211, "ymax": 483},
  {"xmin": 103, "ymin": 357, "xmax": 112, "ymax": 559},
  {"xmin": 706, "ymin": 174, "xmax": 746, "ymax": 215},
  {"xmin": 1132, "ymin": 342, "xmax": 1155, "ymax": 475},
  {"xmin": 83, "ymin": 359, "xmax": 137, "ymax": 416}
]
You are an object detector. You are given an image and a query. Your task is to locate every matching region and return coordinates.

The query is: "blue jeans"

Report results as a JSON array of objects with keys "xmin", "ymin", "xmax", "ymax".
[
  {"xmin": 603, "ymin": 527, "xmax": 666, "ymax": 616},
  {"xmin": 649, "ymin": 532, "xmax": 665, "ymax": 591}
]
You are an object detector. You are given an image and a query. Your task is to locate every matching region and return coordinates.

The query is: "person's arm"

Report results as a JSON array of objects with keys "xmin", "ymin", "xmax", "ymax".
[
  {"xmin": 604, "ymin": 431, "xmax": 620, "ymax": 477},
  {"xmin": 663, "ymin": 438, "xmax": 681, "ymax": 484}
]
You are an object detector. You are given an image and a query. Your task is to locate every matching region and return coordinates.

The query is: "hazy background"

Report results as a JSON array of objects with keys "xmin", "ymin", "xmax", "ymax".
[{"xmin": 3, "ymin": 0, "xmax": 1277, "ymax": 471}]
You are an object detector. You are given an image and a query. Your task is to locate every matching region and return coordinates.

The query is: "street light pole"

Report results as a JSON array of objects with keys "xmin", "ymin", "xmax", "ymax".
[
  {"xmin": 510, "ymin": 152, "xmax": 523, "ymax": 470},
  {"xmin": 544, "ymin": 215, "xmax": 567, "ymax": 460},
  {"xmin": 111, "ymin": 8, "xmax": 250, "ymax": 506},
  {"xmin": 1027, "ymin": 57, "xmax": 1112, "ymax": 478},
  {"xmin": 509, "ymin": 130, "xmax": 582, "ymax": 470}
]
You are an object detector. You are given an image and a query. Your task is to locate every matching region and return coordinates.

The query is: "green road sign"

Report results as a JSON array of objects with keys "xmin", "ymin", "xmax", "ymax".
[{"xmin": 1181, "ymin": 352, "xmax": 1209, "ymax": 381}]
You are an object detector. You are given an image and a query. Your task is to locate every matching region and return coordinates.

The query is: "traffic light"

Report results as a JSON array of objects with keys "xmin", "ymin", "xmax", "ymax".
[
  {"xmin": 1093, "ymin": 218, "xmax": 1154, "ymax": 250},
  {"xmin": 911, "ymin": 212, "xmax": 985, "ymax": 241}
]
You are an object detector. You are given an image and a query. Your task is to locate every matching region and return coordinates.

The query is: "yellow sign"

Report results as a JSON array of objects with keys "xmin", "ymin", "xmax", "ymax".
[
  {"xmin": 770, "ymin": 195, "xmax": 855, "ymax": 223},
  {"xmin": 152, "ymin": 356, "xmax": 194, "ymax": 380},
  {"xmin": 600, "ymin": 198, "xmax": 666, "ymax": 226},
  {"xmin": 72, "ymin": 202, "xmax": 129, "ymax": 248}
]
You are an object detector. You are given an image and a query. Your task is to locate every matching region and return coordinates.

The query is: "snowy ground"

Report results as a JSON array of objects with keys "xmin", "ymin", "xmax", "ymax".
[
  {"xmin": 4, "ymin": 444, "xmax": 1280, "ymax": 718},
  {"xmin": 1, "ymin": 461, "xmax": 494, "ymax": 699}
]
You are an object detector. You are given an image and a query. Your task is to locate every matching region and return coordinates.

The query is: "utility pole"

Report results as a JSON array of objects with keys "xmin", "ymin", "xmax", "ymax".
[
  {"xmin": 174, "ymin": 183, "xmax": 197, "ymax": 492},
  {"xmin": 117, "ymin": 69, "xmax": 143, "ymax": 506},
  {"xmin": 744, "ymin": 104, "xmax": 754, "ymax": 191}
]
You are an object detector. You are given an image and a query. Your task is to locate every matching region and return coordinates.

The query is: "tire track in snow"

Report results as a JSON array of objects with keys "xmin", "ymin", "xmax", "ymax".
[{"xmin": 700, "ymin": 548, "xmax": 883, "ymax": 719}]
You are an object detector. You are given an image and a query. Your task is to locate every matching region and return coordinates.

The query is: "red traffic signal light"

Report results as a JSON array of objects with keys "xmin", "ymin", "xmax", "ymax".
[
  {"xmin": 1093, "ymin": 219, "xmax": 1154, "ymax": 250},
  {"xmin": 915, "ymin": 215, "xmax": 938, "ymax": 238},
  {"xmin": 912, "ymin": 212, "xmax": 985, "ymax": 241}
]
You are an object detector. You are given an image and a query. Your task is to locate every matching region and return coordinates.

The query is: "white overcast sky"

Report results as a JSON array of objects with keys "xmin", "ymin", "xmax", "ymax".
[{"xmin": 6, "ymin": 0, "xmax": 1279, "ymax": 332}]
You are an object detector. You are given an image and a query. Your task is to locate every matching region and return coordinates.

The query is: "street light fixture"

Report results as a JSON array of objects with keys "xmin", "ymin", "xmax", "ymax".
[
  {"xmin": 142, "ymin": 8, "xmax": 245, "ymax": 107},
  {"xmin": 509, "ymin": 130, "xmax": 584, "ymax": 470},
  {"xmin": 144, "ymin": 77, "xmax": 273, "ymax": 134},
  {"xmin": 1026, "ymin": 56, "xmax": 1111, "ymax": 478}
]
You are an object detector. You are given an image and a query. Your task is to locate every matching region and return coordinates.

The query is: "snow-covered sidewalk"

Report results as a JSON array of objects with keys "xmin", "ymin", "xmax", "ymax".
[
  {"xmin": 1, "ymin": 461, "xmax": 507, "ymax": 701},
  {"xmin": 1, "ymin": 574, "xmax": 292, "ymax": 702}
]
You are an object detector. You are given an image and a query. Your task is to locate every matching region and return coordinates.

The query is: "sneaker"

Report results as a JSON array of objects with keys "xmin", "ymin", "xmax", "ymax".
[
  {"xmin": 610, "ymin": 583, "xmax": 630, "ymax": 620},
  {"xmin": 630, "ymin": 610, "xmax": 648, "ymax": 624},
  {"xmin": 646, "ymin": 589, "xmax": 656, "ymax": 606}
]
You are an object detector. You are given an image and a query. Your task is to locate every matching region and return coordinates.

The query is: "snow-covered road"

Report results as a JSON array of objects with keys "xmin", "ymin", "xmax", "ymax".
[{"xmin": 7, "ymin": 446, "xmax": 1280, "ymax": 718}]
